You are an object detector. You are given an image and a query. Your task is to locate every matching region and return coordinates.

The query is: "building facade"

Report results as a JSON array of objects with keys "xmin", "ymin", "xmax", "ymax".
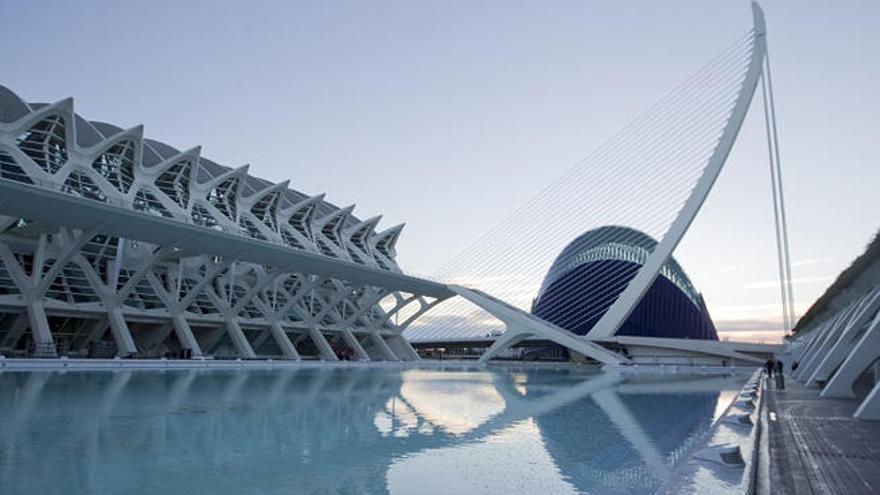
[
  {"xmin": 532, "ymin": 226, "xmax": 718, "ymax": 341},
  {"xmin": 0, "ymin": 84, "xmax": 422, "ymax": 361}
]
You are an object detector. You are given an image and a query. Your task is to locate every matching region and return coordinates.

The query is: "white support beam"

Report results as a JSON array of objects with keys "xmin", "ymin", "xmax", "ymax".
[
  {"xmin": 807, "ymin": 289, "xmax": 880, "ymax": 386},
  {"xmin": 107, "ymin": 307, "xmax": 139, "ymax": 357},
  {"xmin": 855, "ymin": 377, "xmax": 880, "ymax": 420},
  {"xmin": 308, "ymin": 327, "xmax": 338, "ymax": 362},
  {"xmin": 171, "ymin": 313, "xmax": 203, "ymax": 357},
  {"xmin": 385, "ymin": 334, "xmax": 420, "ymax": 361},
  {"xmin": 25, "ymin": 301, "xmax": 56, "ymax": 357},
  {"xmin": 341, "ymin": 329, "xmax": 371, "ymax": 362},
  {"xmin": 269, "ymin": 321, "xmax": 300, "ymax": 361},
  {"xmin": 223, "ymin": 320, "xmax": 257, "ymax": 359},
  {"xmin": 447, "ymin": 285, "xmax": 628, "ymax": 365},
  {"xmin": 797, "ymin": 303, "xmax": 861, "ymax": 382},
  {"xmin": 80, "ymin": 317, "xmax": 109, "ymax": 353},
  {"xmin": 370, "ymin": 333, "xmax": 399, "ymax": 362},
  {"xmin": 821, "ymin": 311, "xmax": 880, "ymax": 399},
  {"xmin": 0, "ymin": 311, "xmax": 29, "ymax": 350}
]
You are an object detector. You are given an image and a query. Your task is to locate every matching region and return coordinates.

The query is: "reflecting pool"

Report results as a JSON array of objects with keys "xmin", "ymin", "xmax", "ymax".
[{"xmin": 0, "ymin": 367, "xmax": 743, "ymax": 494}]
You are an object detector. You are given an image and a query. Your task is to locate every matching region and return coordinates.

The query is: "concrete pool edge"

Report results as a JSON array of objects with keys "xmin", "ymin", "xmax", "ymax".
[
  {"xmin": 659, "ymin": 367, "xmax": 765, "ymax": 494},
  {"xmin": 0, "ymin": 356, "xmax": 763, "ymax": 375}
]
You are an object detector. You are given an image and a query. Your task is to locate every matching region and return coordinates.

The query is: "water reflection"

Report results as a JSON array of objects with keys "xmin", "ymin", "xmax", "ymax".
[{"xmin": 0, "ymin": 368, "xmax": 742, "ymax": 495}]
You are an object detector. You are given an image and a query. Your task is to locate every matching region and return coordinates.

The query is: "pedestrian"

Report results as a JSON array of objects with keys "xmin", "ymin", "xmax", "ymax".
[
  {"xmin": 765, "ymin": 358, "xmax": 774, "ymax": 378},
  {"xmin": 776, "ymin": 359, "xmax": 784, "ymax": 375}
]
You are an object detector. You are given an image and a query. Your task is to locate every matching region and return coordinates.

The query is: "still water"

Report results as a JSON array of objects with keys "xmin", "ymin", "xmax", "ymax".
[{"xmin": 0, "ymin": 367, "xmax": 743, "ymax": 494}]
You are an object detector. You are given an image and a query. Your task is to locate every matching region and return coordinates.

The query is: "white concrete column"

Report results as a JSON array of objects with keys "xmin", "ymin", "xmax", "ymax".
[
  {"xmin": 369, "ymin": 332, "xmax": 399, "ymax": 361},
  {"xmin": 171, "ymin": 313, "xmax": 203, "ymax": 357},
  {"xmin": 224, "ymin": 320, "xmax": 257, "ymax": 359},
  {"xmin": 855, "ymin": 382, "xmax": 880, "ymax": 420},
  {"xmin": 25, "ymin": 300, "xmax": 56, "ymax": 357},
  {"xmin": 250, "ymin": 330, "xmax": 273, "ymax": 352},
  {"xmin": 269, "ymin": 321, "xmax": 300, "ymax": 360},
  {"xmin": 79, "ymin": 317, "xmax": 109, "ymax": 353},
  {"xmin": 797, "ymin": 309, "xmax": 854, "ymax": 382},
  {"xmin": 385, "ymin": 334, "xmax": 421, "ymax": 361},
  {"xmin": 807, "ymin": 291, "xmax": 880, "ymax": 386},
  {"xmin": 0, "ymin": 312, "xmax": 30, "ymax": 350},
  {"xmin": 107, "ymin": 307, "xmax": 139, "ymax": 357},
  {"xmin": 341, "ymin": 329, "xmax": 371, "ymax": 361},
  {"xmin": 822, "ymin": 312, "xmax": 880, "ymax": 399},
  {"xmin": 308, "ymin": 327, "xmax": 338, "ymax": 361}
]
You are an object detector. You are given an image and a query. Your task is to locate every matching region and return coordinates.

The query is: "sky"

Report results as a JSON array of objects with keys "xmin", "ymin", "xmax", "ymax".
[{"xmin": 2, "ymin": 0, "xmax": 877, "ymax": 343}]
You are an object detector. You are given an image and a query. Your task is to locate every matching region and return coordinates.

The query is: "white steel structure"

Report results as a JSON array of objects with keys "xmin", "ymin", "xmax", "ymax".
[
  {"xmin": 785, "ymin": 233, "xmax": 880, "ymax": 420},
  {"xmin": 0, "ymin": 3, "xmax": 785, "ymax": 367},
  {"xmin": 0, "ymin": 85, "xmax": 449, "ymax": 361}
]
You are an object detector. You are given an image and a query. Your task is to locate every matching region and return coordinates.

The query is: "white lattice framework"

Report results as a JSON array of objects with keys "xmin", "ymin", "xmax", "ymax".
[{"xmin": 0, "ymin": 87, "xmax": 430, "ymax": 361}]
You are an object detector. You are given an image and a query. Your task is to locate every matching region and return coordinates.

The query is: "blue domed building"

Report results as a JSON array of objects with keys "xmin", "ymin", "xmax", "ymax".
[{"xmin": 532, "ymin": 226, "xmax": 717, "ymax": 340}]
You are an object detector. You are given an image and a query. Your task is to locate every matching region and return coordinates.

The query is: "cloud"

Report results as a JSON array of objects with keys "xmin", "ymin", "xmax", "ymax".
[
  {"xmin": 743, "ymin": 274, "xmax": 833, "ymax": 290},
  {"xmin": 791, "ymin": 258, "xmax": 829, "ymax": 267},
  {"xmin": 715, "ymin": 317, "xmax": 784, "ymax": 332},
  {"xmin": 717, "ymin": 329, "xmax": 786, "ymax": 344}
]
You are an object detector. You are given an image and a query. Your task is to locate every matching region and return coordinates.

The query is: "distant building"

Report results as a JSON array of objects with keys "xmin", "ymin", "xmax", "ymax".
[{"xmin": 532, "ymin": 226, "xmax": 718, "ymax": 340}]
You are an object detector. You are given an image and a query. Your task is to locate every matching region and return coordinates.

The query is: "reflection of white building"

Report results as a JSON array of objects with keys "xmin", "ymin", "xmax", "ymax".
[{"xmin": 0, "ymin": 84, "xmax": 422, "ymax": 361}]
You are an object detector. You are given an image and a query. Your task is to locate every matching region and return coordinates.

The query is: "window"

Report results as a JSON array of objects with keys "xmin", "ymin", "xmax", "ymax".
[
  {"xmin": 155, "ymin": 160, "xmax": 192, "ymax": 208},
  {"xmin": 17, "ymin": 115, "xmax": 68, "ymax": 174},
  {"xmin": 92, "ymin": 140, "xmax": 135, "ymax": 193},
  {"xmin": 0, "ymin": 150, "xmax": 32, "ymax": 184}
]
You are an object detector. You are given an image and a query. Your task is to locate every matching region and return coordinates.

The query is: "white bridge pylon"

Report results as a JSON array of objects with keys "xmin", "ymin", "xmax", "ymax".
[{"xmin": 406, "ymin": 3, "xmax": 774, "ymax": 363}]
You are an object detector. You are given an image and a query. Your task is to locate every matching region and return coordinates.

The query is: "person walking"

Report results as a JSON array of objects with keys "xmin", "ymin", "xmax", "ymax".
[
  {"xmin": 765, "ymin": 358, "xmax": 775, "ymax": 378},
  {"xmin": 775, "ymin": 358, "xmax": 786, "ymax": 389}
]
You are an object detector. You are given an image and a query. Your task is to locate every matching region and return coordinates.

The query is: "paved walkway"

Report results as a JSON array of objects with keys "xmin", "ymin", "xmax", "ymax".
[{"xmin": 765, "ymin": 375, "xmax": 880, "ymax": 494}]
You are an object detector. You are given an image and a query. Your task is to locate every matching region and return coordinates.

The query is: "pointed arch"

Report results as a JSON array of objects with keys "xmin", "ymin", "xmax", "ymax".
[
  {"xmin": 201, "ymin": 165, "xmax": 248, "ymax": 222},
  {"xmin": 13, "ymin": 98, "xmax": 74, "ymax": 176},
  {"xmin": 279, "ymin": 193, "xmax": 324, "ymax": 251},
  {"xmin": 86, "ymin": 126, "xmax": 142, "ymax": 195},
  {"xmin": 314, "ymin": 205, "xmax": 354, "ymax": 259},
  {"xmin": 372, "ymin": 223, "xmax": 404, "ymax": 270},
  {"xmin": 244, "ymin": 180, "xmax": 289, "ymax": 234},
  {"xmin": 345, "ymin": 215, "xmax": 382, "ymax": 266},
  {"xmin": 587, "ymin": 5, "xmax": 768, "ymax": 340}
]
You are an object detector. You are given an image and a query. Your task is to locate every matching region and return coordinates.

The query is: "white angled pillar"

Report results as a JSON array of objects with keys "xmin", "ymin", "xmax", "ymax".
[
  {"xmin": 108, "ymin": 307, "xmax": 139, "ymax": 357},
  {"xmin": 341, "ymin": 329, "xmax": 371, "ymax": 361},
  {"xmin": 308, "ymin": 327, "xmax": 338, "ymax": 361},
  {"xmin": 0, "ymin": 312, "xmax": 30, "ymax": 351},
  {"xmin": 269, "ymin": 321, "xmax": 300, "ymax": 361},
  {"xmin": 25, "ymin": 300, "xmax": 56, "ymax": 357},
  {"xmin": 807, "ymin": 290, "xmax": 880, "ymax": 386},
  {"xmin": 223, "ymin": 320, "xmax": 257, "ymax": 359},
  {"xmin": 855, "ymin": 378, "xmax": 880, "ymax": 420},
  {"xmin": 821, "ymin": 312, "xmax": 880, "ymax": 399},
  {"xmin": 370, "ymin": 333, "xmax": 399, "ymax": 361},
  {"xmin": 171, "ymin": 313, "xmax": 203, "ymax": 357}
]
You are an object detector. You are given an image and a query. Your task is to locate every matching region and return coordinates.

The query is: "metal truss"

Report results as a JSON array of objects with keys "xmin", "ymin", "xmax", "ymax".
[{"xmin": 0, "ymin": 86, "xmax": 427, "ymax": 361}]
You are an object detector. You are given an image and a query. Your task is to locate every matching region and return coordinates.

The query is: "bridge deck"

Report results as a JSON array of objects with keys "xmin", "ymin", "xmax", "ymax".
[{"xmin": 765, "ymin": 377, "xmax": 880, "ymax": 494}]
